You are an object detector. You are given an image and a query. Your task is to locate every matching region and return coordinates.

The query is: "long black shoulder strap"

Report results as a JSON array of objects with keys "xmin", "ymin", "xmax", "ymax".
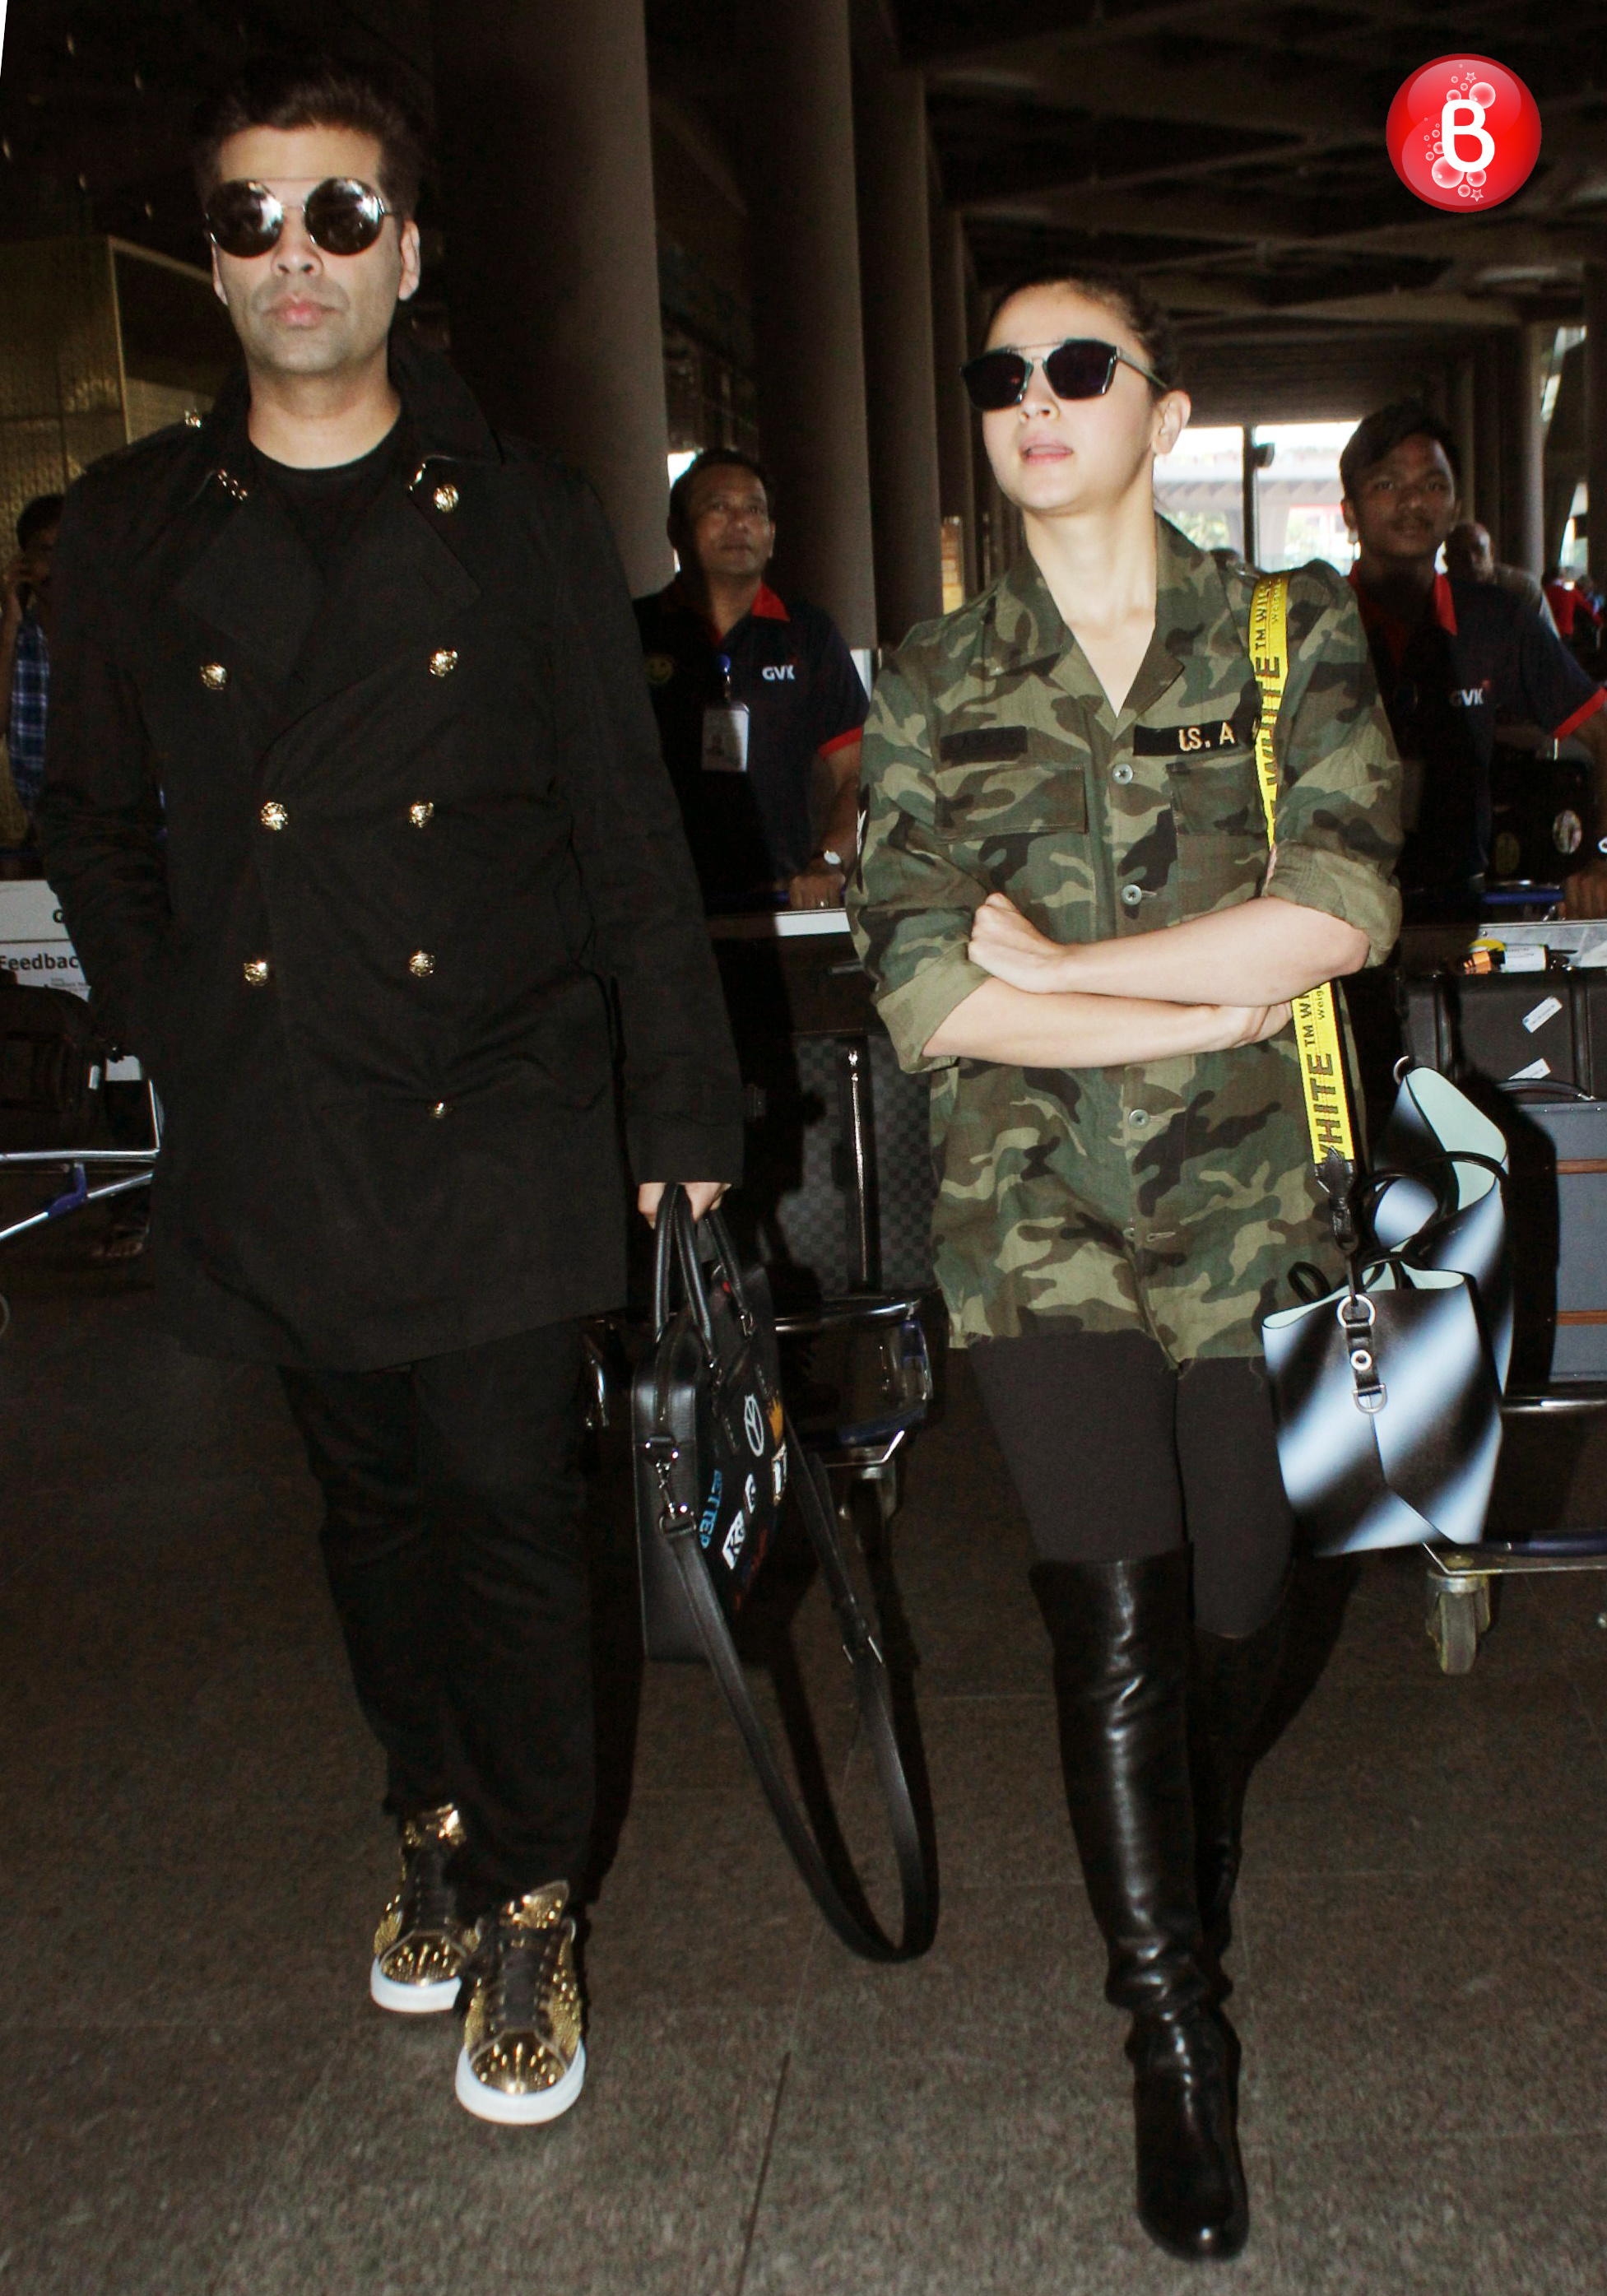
[{"xmin": 662, "ymin": 1415, "xmax": 935, "ymax": 1964}]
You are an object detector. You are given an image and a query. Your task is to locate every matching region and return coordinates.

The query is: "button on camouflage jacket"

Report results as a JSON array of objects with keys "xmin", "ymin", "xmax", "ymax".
[{"xmin": 846, "ymin": 517, "xmax": 1403, "ymax": 1362}]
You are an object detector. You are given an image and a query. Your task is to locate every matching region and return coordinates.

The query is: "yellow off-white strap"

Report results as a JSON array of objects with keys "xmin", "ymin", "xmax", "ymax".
[{"xmin": 1249, "ymin": 574, "xmax": 1356, "ymax": 1168}]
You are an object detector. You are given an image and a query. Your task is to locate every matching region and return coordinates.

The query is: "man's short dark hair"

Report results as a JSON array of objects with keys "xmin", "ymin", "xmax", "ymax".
[
  {"xmin": 191, "ymin": 55, "xmax": 427, "ymax": 220},
  {"xmin": 1340, "ymin": 402, "xmax": 1461, "ymax": 502},
  {"xmin": 16, "ymin": 495, "xmax": 63, "ymax": 551},
  {"xmin": 669, "ymin": 450, "xmax": 773, "ymax": 530}
]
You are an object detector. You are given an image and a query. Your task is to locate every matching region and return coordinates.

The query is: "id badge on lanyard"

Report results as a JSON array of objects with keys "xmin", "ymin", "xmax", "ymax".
[{"xmin": 702, "ymin": 649, "xmax": 750, "ymax": 774}]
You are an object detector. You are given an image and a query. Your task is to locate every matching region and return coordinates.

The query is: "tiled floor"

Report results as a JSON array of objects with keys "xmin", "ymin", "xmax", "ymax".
[{"xmin": 5, "ymin": 1205, "xmax": 1607, "ymax": 2293}]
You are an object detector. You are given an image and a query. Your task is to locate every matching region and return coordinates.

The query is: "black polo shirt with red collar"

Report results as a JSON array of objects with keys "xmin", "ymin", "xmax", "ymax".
[
  {"xmin": 634, "ymin": 578, "xmax": 867, "ymax": 906},
  {"xmin": 1349, "ymin": 565, "xmax": 1605, "ymax": 907}
]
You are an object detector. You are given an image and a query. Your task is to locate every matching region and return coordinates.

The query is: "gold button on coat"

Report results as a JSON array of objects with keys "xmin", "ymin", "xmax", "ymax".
[
  {"xmin": 429, "ymin": 648, "xmax": 458, "ymax": 678},
  {"xmin": 409, "ymin": 950, "xmax": 435, "ymax": 978},
  {"xmin": 243, "ymin": 957, "xmax": 272, "ymax": 988},
  {"xmin": 201, "ymin": 662, "xmax": 229, "ymax": 690},
  {"xmin": 259, "ymin": 801, "xmax": 288, "ymax": 831},
  {"xmin": 433, "ymin": 483, "xmax": 460, "ymax": 514},
  {"xmin": 409, "ymin": 801, "xmax": 434, "ymax": 828}
]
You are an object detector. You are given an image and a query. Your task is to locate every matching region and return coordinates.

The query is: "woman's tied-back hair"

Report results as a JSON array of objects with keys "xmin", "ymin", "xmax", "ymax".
[
  {"xmin": 986, "ymin": 265, "xmax": 1182, "ymax": 396},
  {"xmin": 191, "ymin": 54, "xmax": 427, "ymax": 221}
]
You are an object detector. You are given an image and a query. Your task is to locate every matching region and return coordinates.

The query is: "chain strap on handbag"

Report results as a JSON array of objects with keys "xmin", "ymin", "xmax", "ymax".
[{"xmin": 632, "ymin": 1187, "xmax": 936, "ymax": 1963}]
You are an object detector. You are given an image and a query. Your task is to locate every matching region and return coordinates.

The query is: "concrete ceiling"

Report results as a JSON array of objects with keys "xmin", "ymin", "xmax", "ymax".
[
  {"xmin": 3, "ymin": 0, "xmax": 1605, "ymax": 425},
  {"xmin": 900, "ymin": 0, "xmax": 1607, "ymax": 419}
]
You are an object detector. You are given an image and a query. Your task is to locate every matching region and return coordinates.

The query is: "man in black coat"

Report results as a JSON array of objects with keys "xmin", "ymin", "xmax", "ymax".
[{"xmin": 39, "ymin": 58, "xmax": 741, "ymax": 2126}]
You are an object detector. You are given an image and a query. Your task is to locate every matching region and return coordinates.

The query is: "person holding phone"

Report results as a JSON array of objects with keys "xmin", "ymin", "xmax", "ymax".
[{"xmin": 848, "ymin": 267, "xmax": 1402, "ymax": 2259}]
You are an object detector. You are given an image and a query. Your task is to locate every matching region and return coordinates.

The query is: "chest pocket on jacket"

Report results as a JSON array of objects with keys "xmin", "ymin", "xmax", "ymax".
[
  {"xmin": 1164, "ymin": 746, "xmax": 1261, "ymax": 838},
  {"xmin": 1162, "ymin": 746, "xmax": 1267, "ymax": 913},
  {"xmin": 932, "ymin": 721, "xmax": 1088, "ymax": 840}
]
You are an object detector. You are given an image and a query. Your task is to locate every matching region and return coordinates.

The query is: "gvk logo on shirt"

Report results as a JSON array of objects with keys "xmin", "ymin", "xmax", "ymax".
[{"xmin": 1386, "ymin": 57, "xmax": 1540, "ymax": 211}]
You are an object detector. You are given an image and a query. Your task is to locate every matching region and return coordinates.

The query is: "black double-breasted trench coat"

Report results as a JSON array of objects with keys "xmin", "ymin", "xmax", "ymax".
[{"xmin": 39, "ymin": 338, "xmax": 742, "ymax": 1368}]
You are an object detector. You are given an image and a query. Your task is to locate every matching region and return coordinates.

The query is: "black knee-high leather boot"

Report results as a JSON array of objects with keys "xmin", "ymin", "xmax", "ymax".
[
  {"xmin": 1031, "ymin": 1553, "xmax": 1248, "ymax": 2263},
  {"xmin": 1189, "ymin": 1596, "xmax": 1289, "ymax": 1982}
]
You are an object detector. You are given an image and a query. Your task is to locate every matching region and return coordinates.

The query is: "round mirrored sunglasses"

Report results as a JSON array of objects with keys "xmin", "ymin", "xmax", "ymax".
[
  {"xmin": 205, "ymin": 178, "xmax": 394, "ymax": 259},
  {"xmin": 961, "ymin": 337, "xmax": 1167, "ymax": 413}
]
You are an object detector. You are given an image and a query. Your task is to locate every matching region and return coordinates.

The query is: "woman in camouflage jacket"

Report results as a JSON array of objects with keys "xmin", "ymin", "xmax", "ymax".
[{"xmin": 848, "ymin": 268, "xmax": 1402, "ymax": 2263}]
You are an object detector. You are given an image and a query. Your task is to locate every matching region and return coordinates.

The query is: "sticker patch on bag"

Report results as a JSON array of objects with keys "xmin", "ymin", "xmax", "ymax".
[
  {"xmin": 699, "ymin": 1469, "xmax": 723, "ymax": 1549},
  {"xmin": 938, "ymin": 724, "xmax": 1029, "ymax": 764},
  {"xmin": 722, "ymin": 1511, "xmax": 746, "ymax": 1568},
  {"xmin": 772, "ymin": 1443, "xmax": 787, "ymax": 1504},
  {"xmin": 1522, "ymin": 995, "xmax": 1563, "ymax": 1034}
]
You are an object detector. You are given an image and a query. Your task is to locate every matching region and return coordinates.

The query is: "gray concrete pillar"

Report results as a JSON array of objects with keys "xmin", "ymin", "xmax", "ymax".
[
  {"xmin": 1586, "ymin": 267, "xmax": 1607, "ymax": 585},
  {"xmin": 1450, "ymin": 356, "xmax": 1477, "ymax": 528},
  {"xmin": 1510, "ymin": 323, "xmax": 1548, "ymax": 576},
  {"xmin": 930, "ymin": 202, "xmax": 978, "ymax": 597},
  {"xmin": 430, "ymin": 0, "xmax": 672, "ymax": 597},
  {"xmin": 1473, "ymin": 337, "xmax": 1506, "ymax": 549},
  {"xmin": 740, "ymin": 0, "xmax": 877, "ymax": 648},
  {"xmin": 856, "ymin": 66, "xmax": 944, "ymax": 646}
]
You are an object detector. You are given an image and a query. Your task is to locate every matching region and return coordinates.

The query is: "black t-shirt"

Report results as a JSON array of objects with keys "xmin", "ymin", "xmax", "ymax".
[
  {"xmin": 633, "ymin": 579, "xmax": 868, "ymax": 905},
  {"xmin": 1350, "ymin": 568, "xmax": 1604, "ymax": 903},
  {"xmin": 251, "ymin": 417, "xmax": 409, "ymax": 571}
]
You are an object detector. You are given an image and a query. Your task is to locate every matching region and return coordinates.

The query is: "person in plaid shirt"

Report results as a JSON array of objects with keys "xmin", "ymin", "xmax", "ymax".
[{"xmin": 1, "ymin": 493, "xmax": 62, "ymax": 852}]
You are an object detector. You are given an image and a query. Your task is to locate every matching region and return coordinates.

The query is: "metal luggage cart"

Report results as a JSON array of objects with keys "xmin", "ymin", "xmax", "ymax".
[
  {"xmin": 0, "ymin": 1071, "xmax": 160, "ymax": 1251},
  {"xmin": 708, "ymin": 908, "xmax": 942, "ymax": 1531},
  {"xmin": 1424, "ymin": 1386, "xmax": 1607, "ymax": 1675},
  {"xmin": 1377, "ymin": 919, "xmax": 1607, "ymax": 1672}
]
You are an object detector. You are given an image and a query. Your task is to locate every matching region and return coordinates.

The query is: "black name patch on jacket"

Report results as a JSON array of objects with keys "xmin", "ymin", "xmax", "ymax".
[
  {"xmin": 1131, "ymin": 715, "xmax": 1256, "ymax": 757},
  {"xmin": 939, "ymin": 725, "xmax": 1029, "ymax": 764}
]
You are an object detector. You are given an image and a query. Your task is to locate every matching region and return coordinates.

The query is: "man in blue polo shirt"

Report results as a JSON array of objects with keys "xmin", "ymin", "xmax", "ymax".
[
  {"xmin": 635, "ymin": 450, "xmax": 867, "ymax": 910},
  {"xmin": 1340, "ymin": 401, "xmax": 1607, "ymax": 920}
]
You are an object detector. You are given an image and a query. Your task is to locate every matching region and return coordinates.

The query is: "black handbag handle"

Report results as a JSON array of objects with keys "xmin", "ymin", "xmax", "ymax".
[
  {"xmin": 652, "ymin": 1190, "xmax": 760, "ymax": 1360},
  {"xmin": 648, "ymin": 1185, "xmax": 936, "ymax": 1964}
]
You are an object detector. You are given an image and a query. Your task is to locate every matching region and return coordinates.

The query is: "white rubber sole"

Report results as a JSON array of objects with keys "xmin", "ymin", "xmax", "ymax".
[
  {"xmin": 454, "ymin": 2039, "xmax": 587, "ymax": 2126},
  {"xmin": 370, "ymin": 1958, "xmax": 462, "ymax": 2015}
]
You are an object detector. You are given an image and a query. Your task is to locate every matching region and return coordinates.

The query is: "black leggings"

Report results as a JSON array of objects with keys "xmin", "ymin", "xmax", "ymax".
[{"xmin": 968, "ymin": 1330, "xmax": 1293, "ymax": 1639}]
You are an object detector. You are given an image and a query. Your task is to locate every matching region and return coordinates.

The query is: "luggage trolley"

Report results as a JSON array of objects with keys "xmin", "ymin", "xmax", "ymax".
[
  {"xmin": 0, "ymin": 881, "xmax": 159, "ymax": 1255},
  {"xmin": 706, "ymin": 907, "xmax": 941, "ymax": 1531},
  {"xmin": 1381, "ymin": 914, "xmax": 1607, "ymax": 1672}
]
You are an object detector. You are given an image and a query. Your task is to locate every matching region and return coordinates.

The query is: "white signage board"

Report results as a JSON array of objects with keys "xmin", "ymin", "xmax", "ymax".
[{"xmin": 0, "ymin": 880, "xmax": 88, "ymax": 996}]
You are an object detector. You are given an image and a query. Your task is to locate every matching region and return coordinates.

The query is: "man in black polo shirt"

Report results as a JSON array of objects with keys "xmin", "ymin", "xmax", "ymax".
[
  {"xmin": 635, "ymin": 449, "xmax": 867, "ymax": 910},
  {"xmin": 1340, "ymin": 401, "xmax": 1607, "ymax": 919}
]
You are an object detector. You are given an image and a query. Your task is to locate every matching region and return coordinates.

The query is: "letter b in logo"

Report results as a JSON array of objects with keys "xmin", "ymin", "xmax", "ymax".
[
  {"xmin": 1441, "ymin": 97, "xmax": 1495, "ymax": 173},
  {"xmin": 1387, "ymin": 55, "xmax": 1540, "ymax": 213}
]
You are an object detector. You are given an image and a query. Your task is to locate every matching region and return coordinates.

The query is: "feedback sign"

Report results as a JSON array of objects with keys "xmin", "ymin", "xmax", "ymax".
[{"xmin": 0, "ymin": 881, "xmax": 87, "ymax": 996}]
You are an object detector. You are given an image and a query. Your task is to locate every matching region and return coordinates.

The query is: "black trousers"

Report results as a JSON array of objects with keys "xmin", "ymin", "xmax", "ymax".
[
  {"xmin": 281, "ymin": 1320, "xmax": 592, "ymax": 1916},
  {"xmin": 969, "ymin": 1330, "xmax": 1293, "ymax": 1639}
]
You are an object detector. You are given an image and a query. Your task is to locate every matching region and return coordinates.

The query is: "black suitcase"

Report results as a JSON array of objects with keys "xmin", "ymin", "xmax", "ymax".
[
  {"xmin": 1501, "ymin": 1095, "xmax": 1607, "ymax": 1386},
  {"xmin": 1396, "ymin": 969, "xmax": 1607, "ymax": 1096},
  {"xmin": 1386, "ymin": 972, "xmax": 1607, "ymax": 1385}
]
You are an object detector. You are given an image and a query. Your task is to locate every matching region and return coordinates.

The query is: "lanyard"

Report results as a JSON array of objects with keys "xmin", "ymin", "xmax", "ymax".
[
  {"xmin": 716, "ymin": 651, "xmax": 734, "ymax": 703},
  {"xmin": 1248, "ymin": 574, "xmax": 1358, "ymax": 1171}
]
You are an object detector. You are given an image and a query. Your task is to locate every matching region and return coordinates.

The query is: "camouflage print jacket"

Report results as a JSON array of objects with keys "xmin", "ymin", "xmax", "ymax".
[{"xmin": 847, "ymin": 517, "xmax": 1403, "ymax": 1362}]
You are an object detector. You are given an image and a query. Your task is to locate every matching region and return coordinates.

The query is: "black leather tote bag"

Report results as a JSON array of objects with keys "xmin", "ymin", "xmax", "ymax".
[{"xmin": 632, "ymin": 1188, "xmax": 935, "ymax": 1962}]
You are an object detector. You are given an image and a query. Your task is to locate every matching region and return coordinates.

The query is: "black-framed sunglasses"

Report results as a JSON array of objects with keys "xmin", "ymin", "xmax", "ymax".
[
  {"xmin": 205, "ymin": 177, "xmax": 395, "ymax": 259},
  {"xmin": 960, "ymin": 337, "xmax": 1167, "ymax": 413}
]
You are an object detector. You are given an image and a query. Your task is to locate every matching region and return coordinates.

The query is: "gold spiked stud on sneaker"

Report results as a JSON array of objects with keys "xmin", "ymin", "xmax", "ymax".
[
  {"xmin": 454, "ymin": 1881, "xmax": 586, "ymax": 2126},
  {"xmin": 370, "ymin": 1803, "xmax": 476, "ymax": 2014}
]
